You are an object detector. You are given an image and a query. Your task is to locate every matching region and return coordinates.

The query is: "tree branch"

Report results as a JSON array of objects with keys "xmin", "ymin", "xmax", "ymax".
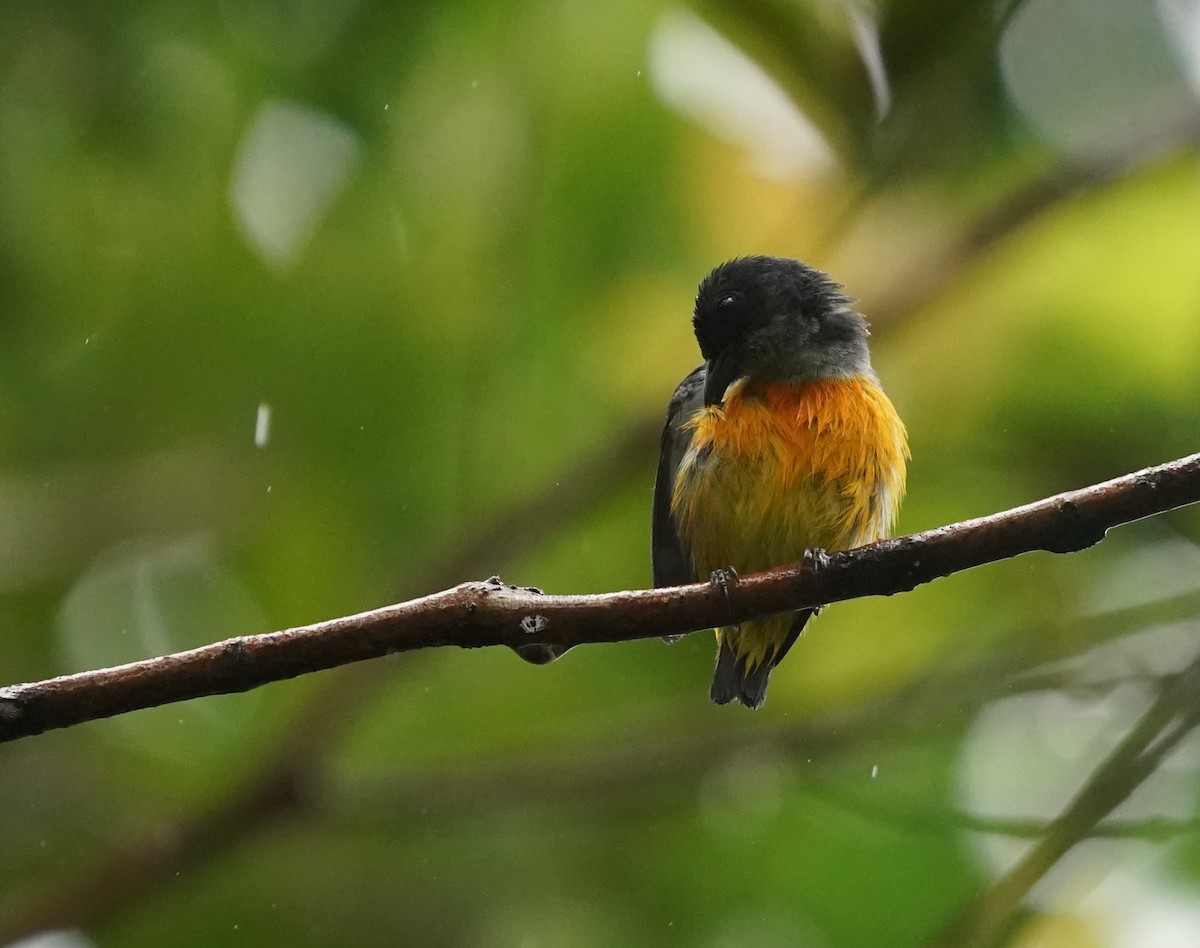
[{"xmin": 1, "ymin": 452, "xmax": 1197, "ymax": 744}]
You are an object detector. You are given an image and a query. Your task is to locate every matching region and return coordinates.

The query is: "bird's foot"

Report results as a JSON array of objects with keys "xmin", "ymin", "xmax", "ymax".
[
  {"xmin": 709, "ymin": 566, "xmax": 740, "ymax": 620},
  {"xmin": 801, "ymin": 547, "xmax": 831, "ymax": 570}
]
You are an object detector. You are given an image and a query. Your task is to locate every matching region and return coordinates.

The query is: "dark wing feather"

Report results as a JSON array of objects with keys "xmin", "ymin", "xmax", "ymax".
[
  {"xmin": 771, "ymin": 608, "xmax": 817, "ymax": 669},
  {"xmin": 652, "ymin": 364, "xmax": 705, "ymax": 590}
]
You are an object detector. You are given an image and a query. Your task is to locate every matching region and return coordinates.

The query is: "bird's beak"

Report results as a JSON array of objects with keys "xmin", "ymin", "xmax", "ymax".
[{"xmin": 703, "ymin": 350, "xmax": 741, "ymax": 406}]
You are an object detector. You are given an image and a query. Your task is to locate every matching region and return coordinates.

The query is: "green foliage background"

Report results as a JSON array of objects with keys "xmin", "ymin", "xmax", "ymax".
[{"xmin": 2, "ymin": 0, "xmax": 1200, "ymax": 945}]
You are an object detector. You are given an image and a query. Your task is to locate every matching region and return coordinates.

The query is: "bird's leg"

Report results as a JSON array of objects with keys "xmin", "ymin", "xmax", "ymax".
[{"xmin": 709, "ymin": 566, "xmax": 740, "ymax": 622}]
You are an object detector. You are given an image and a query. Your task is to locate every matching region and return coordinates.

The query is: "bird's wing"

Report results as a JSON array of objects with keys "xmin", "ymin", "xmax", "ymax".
[{"xmin": 652, "ymin": 364, "xmax": 706, "ymax": 588}]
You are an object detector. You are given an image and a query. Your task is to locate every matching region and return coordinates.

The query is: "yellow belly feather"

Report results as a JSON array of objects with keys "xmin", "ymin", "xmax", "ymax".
[{"xmin": 672, "ymin": 376, "xmax": 908, "ymax": 672}]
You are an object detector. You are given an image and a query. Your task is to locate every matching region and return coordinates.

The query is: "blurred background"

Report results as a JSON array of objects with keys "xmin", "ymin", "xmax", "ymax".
[{"xmin": 2, "ymin": 0, "xmax": 1200, "ymax": 945}]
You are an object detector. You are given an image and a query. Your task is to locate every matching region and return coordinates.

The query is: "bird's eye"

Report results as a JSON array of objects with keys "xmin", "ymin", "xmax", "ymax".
[{"xmin": 718, "ymin": 295, "xmax": 737, "ymax": 310}]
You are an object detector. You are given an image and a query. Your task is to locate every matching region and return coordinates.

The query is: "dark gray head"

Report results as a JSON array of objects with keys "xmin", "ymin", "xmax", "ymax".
[{"xmin": 692, "ymin": 256, "xmax": 873, "ymax": 406}]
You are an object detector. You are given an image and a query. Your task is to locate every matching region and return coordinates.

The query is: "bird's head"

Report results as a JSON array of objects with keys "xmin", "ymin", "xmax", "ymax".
[{"xmin": 692, "ymin": 256, "xmax": 873, "ymax": 407}]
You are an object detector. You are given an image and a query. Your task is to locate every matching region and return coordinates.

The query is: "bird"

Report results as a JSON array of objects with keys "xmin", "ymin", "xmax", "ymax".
[{"xmin": 651, "ymin": 256, "xmax": 908, "ymax": 709}]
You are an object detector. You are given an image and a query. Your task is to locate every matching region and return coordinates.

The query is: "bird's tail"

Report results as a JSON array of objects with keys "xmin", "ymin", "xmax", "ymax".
[
  {"xmin": 710, "ymin": 638, "xmax": 772, "ymax": 709},
  {"xmin": 709, "ymin": 610, "xmax": 814, "ymax": 709}
]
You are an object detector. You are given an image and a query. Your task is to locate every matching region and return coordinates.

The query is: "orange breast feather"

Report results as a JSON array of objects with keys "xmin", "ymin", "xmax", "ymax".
[{"xmin": 672, "ymin": 376, "xmax": 907, "ymax": 578}]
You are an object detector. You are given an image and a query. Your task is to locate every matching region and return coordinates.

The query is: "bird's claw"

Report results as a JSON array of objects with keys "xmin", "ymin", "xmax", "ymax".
[
  {"xmin": 709, "ymin": 566, "xmax": 740, "ymax": 592},
  {"xmin": 709, "ymin": 567, "xmax": 739, "ymax": 621},
  {"xmin": 801, "ymin": 547, "xmax": 830, "ymax": 569}
]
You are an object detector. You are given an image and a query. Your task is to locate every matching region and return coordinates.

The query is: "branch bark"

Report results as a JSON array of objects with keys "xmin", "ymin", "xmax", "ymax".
[{"xmin": 1, "ymin": 452, "xmax": 1197, "ymax": 743}]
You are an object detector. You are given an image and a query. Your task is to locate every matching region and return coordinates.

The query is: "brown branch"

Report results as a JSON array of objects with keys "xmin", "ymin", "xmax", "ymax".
[{"xmin": 2, "ymin": 452, "xmax": 1198, "ymax": 744}]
